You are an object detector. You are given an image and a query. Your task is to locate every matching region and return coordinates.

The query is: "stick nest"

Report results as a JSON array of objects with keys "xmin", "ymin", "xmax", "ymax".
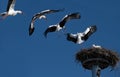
[{"xmin": 76, "ymin": 47, "xmax": 120, "ymax": 69}]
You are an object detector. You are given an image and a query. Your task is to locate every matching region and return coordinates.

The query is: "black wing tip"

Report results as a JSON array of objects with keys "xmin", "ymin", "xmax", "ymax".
[
  {"xmin": 69, "ymin": 12, "xmax": 81, "ymax": 19},
  {"xmin": 29, "ymin": 32, "xmax": 33, "ymax": 36},
  {"xmin": 43, "ymin": 30, "xmax": 48, "ymax": 38},
  {"xmin": 91, "ymin": 25, "xmax": 97, "ymax": 27},
  {"xmin": 29, "ymin": 28, "xmax": 35, "ymax": 36},
  {"xmin": 90, "ymin": 25, "xmax": 97, "ymax": 32},
  {"xmin": 66, "ymin": 33, "xmax": 71, "ymax": 40},
  {"xmin": 75, "ymin": 12, "xmax": 81, "ymax": 18}
]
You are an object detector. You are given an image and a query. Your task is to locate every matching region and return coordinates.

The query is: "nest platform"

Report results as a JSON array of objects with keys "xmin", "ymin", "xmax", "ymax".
[{"xmin": 76, "ymin": 47, "xmax": 120, "ymax": 70}]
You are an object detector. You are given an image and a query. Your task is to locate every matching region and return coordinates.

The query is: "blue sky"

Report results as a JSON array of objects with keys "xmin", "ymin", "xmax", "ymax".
[{"xmin": 0, "ymin": 0, "xmax": 120, "ymax": 77}]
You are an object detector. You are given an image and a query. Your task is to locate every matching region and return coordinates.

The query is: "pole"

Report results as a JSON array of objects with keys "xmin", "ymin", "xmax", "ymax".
[{"xmin": 92, "ymin": 65, "xmax": 101, "ymax": 77}]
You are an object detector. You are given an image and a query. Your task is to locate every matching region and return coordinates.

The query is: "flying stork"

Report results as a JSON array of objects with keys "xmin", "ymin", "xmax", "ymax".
[
  {"xmin": 43, "ymin": 12, "xmax": 81, "ymax": 38},
  {"xmin": 0, "ymin": 0, "xmax": 23, "ymax": 19},
  {"xmin": 66, "ymin": 25, "xmax": 97, "ymax": 44},
  {"xmin": 29, "ymin": 9, "xmax": 64, "ymax": 36}
]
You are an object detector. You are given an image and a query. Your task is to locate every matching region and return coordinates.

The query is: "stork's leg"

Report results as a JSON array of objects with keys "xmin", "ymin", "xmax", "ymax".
[{"xmin": 2, "ymin": 13, "xmax": 8, "ymax": 19}]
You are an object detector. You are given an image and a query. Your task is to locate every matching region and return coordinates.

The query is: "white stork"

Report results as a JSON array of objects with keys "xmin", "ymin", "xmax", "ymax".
[
  {"xmin": 0, "ymin": 0, "xmax": 23, "ymax": 19},
  {"xmin": 29, "ymin": 9, "xmax": 64, "ymax": 36},
  {"xmin": 66, "ymin": 25, "xmax": 97, "ymax": 44},
  {"xmin": 92, "ymin": 44, "xmax": 102, "ymax": 49},
  {"xmin": 43, "ymin": 12, "xmax": 81, "ymax": 38}
]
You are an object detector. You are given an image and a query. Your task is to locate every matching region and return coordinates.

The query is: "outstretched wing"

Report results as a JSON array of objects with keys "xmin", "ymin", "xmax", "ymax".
[
  {"xmin": 32, "ymin": 9, "xmax": 64, "ymax": 22},
  {"xmin": 7, "ymin": 0, "xmax": 16, "ymax": 11},
  {"xmin": 85, "ymin": 25, "xmax": 97, "ymax": 36},
  {"xmin": 59, "ymin": 12, "xmax": 81, "ymax": 28},
  {"xmin": 66, "ymin": 33, "xmax": 78, "ymax": 43},
  {"xmin": 41, "ymin": 8, "xmax": 64, "ymax": 14},
  {"xmin": 29, "ymin": 22, "xmax": 35, "ymax": 36},
  {"xmin": 67, "ymin": 12, "xmax": 81, "ymax": 20},
  {"xmin": 30, "ymin": 13, "xmax": 45, "ymax": 23},
  {"xmin": 44, "ymin": 26, "xmax": 57, "ymax": 38},
  {"xmin": 82, "ymin": 25, "xmax": 97, "ymax": 41}
]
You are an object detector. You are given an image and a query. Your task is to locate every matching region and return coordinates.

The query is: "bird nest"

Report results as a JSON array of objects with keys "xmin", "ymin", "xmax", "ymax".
[{"xmin": 76, "ymin": 47, "xmax": 120, "ymax": 70}]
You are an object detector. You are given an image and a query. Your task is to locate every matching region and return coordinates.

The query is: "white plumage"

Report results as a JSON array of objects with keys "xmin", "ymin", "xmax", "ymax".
[
  {"xmin": 92, "ymin": 44, "xmax": 102, "ymax": 49},
  {"xmin": 0, "ymin": 0, "xmax": 23, "ymax": 19},
  {"xmin": 66, "ymin": 25, "xmax": 97, "ymax": 44}
]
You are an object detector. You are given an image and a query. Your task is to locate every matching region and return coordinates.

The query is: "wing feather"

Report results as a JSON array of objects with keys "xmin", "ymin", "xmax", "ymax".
[
  {"xmin": 7, "ymin": 0, "xmax": 16, "ymax": 11},
  {"xmin": 29, "ymin": 22, "xmax": 35, "ymax": 36},
  {"xmin": 32, "ymin": 9, "xmax": 64, "ymax": 22},
  {"xmin": 82, "ymin": 25, "xmax": 97, "ymax": 41},
  {"xmin": 44, "ymin": 26, "xmax": 57, "ymax": 38},
  {"xmin": 59, "ymin": 12, "xmax": 80, "ymax": 27},
  {"xmin": 66, "ymin": 33, "xmax": 78, "ymax": 43}
]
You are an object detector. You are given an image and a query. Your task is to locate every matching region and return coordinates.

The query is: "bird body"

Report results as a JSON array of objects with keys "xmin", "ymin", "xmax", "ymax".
[
  {"xmin": 66, "ymin": 25, "xmax": 97, "ymax": 44},
  {"xmin": 50, "ymin": 24, "xmax": 63, "ymax": 31},
  {"xmin": 66, "ymin": 33, "xmax": 84, "ymax": 44},
  {"xmin": 8, "ymin": 10, "xmax": 22, "ymax": 16},
  {"xmin": 77, "ymin": 33, "xmax": 85, "ymax": 44},
  {"xmin": 44, "ymin": 24, "xmax": 64, "ymax": 38}
]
